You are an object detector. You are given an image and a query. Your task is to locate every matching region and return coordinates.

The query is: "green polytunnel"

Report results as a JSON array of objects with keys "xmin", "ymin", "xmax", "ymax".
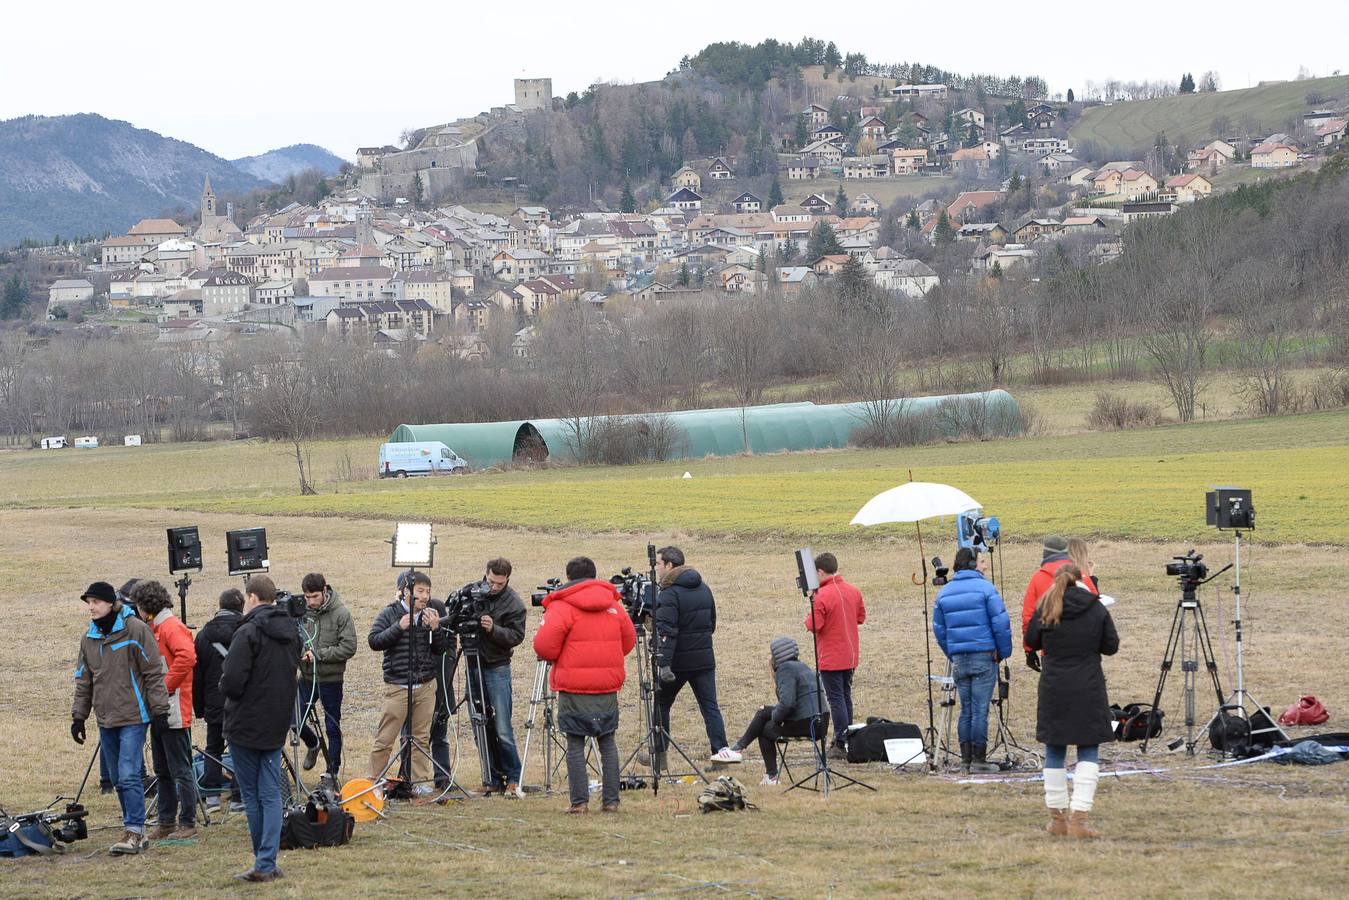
[{"xmin": 388, "ymin": 390, "xmax": 1020, "ymax": 470}]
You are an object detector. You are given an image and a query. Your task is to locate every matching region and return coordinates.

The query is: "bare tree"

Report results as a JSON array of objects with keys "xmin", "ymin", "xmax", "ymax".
[
  {"xmin": 834, "ymin": 298, "xmax": 907, "ymax": 444},
  {"xmin": 246, "ymin": 340, "xmax": 320, "ymax": 494},
  {"xmin": 715, "ymin": 295, "xmax": 776, "ymax": 453}
]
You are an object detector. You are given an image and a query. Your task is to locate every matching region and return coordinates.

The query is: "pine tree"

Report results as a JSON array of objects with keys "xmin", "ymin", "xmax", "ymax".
[
  {"xmin": 934, "ymin": 210, "xmax": 955, "ymax": 244},
  {"xmin": 991, "ymin": 261, "xmax": 1003, "ymax": 279},
  {"xmin": 782, "ymin": 237, "xmax": 799, "ymax": 262},
  {"xmin": 906, "ymin": 210, "xmax": 921, "ymax": 230},
  {"xmin": 1008, "ymin": 172, "xmax": 1023, "ymax": 193},
  {"xmin": 1066, "ymin": 88, "xmax": 1075, "ymax": 103},
  {"xmin": 768, "ymin": 179, "xmax": 784, "ymax": 209},
  {"xmin": 1, "ymin": 275, "xmax": 29, "ymax": 319},
  {"xmin": 835, "ymin": 185, "xmax": 848, "ymax": 217},
  {"xmin": 620, "ymin": 182, "xmax": 636, "ymax": 213},
  {"xmin": 756, "ymin": 246, "xmax": 769, "ymax": 272},
  {"xmin": 794, "ymin": 116, "xmax": 810, "ymax": 149},
  {"xmin": 677, "ymin": 261, "xmax": 691, "ymax": 286},
  {"xmin": 806, "ymin": 221, "xmax": 844, "ymax": 259},
  {"xmin": 410, "ymin": 173, "xmax": 425, "ymax": 208}
]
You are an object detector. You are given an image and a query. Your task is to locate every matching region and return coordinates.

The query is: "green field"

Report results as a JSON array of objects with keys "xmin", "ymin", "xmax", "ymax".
[
  {"xmin": 1069, "ymin": 74, "xmax": 1349, "ymax": 150},
  {"xmin": 3, "ymin": 410, "xmax": 1346, "ymax": 544}
]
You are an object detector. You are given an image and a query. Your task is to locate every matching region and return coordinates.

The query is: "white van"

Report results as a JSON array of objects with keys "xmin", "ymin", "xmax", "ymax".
[
  {"xmin": 41, "ymin": 436, "xmax": 67, "ymax": 450},
  {"xmin": 124, "ymin": 435, "xmax": 142, "ymax": 447},
  {"xmin": 74, "ymin": 436, "xmax": 100, "ymax": 449},
  {"xmin": 378, "ymin": 441, "xmax": 469, "ymax": 478}
]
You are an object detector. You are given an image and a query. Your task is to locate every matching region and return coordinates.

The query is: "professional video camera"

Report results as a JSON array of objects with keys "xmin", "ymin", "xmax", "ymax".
[
  {"xmin": 610, "ymin": 567, "xmax": 656, "ymax": 623},
  {"xmin": 1165, "ymin": 550, "xmax": 1209, "ymax": 585},
  {"xmin": 956, "ymin": 511, "xmax": 1001, "ymax": 552},
  {"xmin": 2, "ymin": 802, "xmax": 89, "ymax": 849},
  {"xmin": 531, "ymin": 578, "xmax": 562, "ymax": 608},
  {"xmin": 274, "ymin": 589, "xmax": 307, "ymax": 619},
  {"xmin": 444, "ymin": 581, "xmax": 492, "ymax": 635},
  {"xmin": 930, "ymin": 556, "xmax": 950, "ymax": 586}
]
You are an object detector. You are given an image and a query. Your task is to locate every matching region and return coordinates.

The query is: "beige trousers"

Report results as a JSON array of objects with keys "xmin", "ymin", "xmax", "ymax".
[{"xmin": 369, "ymin": 681, "xmax": 437, "ymax": 785}]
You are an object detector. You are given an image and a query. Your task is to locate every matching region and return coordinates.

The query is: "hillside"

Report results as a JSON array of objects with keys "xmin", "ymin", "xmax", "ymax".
[
  {"xmin": 1069, "ymin": 74, "xmax": 1349, "ymax": 151},
  {"xmin": 0, "ymin": 114, "xmax": 264, "ymax": 247},
  {"xmin": 232, "ymin": 143, "xmax": 347, "ymax": 183}
]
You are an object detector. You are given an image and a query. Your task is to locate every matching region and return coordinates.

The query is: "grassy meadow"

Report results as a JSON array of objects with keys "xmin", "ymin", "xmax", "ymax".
[{"xmin": 2, "ymin": 408, "xmax": 1348, "ymax": 897}]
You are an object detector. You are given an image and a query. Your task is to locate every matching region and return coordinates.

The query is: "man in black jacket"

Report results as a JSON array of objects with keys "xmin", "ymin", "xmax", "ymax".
[
  {"xmin": 651, "ymin": 546, "xmax": 730, "ymax": 765},
  {"xmin": 433, "ymin": 557, "xmax": 527, "ymax": 795},
  {"xmin": 221, "ymin": 575, "xmax": 300, "ymax": 883},
  {"xmin": 368, "ymin": 570, "xmax": 451, "ymax": 800},
  {"xmin": 193, "ymin": 588, "xmax": 244, "ymax": 809}
]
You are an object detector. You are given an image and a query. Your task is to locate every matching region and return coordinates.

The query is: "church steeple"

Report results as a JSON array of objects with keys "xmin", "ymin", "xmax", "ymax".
[{"xmin": 201, "ymin": 176, "xmax": 217, "ymax": 219}]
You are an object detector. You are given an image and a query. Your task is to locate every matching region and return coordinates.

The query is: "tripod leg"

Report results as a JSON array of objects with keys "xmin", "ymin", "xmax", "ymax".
[{"xmin": 1143, "ymin": 602, "xmax": 1185, "ymax": 752}]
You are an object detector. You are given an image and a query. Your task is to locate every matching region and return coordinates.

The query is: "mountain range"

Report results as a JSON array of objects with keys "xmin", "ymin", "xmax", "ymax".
[{"xmin": 0, "ymin": 114, "xmax": 343, "ymax": 247}]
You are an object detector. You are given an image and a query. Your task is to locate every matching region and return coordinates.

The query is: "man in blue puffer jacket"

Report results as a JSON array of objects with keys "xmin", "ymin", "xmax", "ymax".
[{"xmin": 933, "ymin": 547, "xmax": 1013, "ymax": 773}]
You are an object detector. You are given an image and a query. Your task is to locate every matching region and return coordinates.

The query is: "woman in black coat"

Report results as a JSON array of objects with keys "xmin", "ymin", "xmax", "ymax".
[{"xmin": 1026, "ymin": 563, "xmax": 1118, "ymax": 839}]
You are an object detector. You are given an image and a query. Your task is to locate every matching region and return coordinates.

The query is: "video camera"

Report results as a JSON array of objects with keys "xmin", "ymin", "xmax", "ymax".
[
  {"xmin": 531, "ymin": 578, "xmax": 562, "ymax": 608},
  {"xmin": 6, "ymin": 802, "xmax": 89, "ymax": 846},
  {"xmin": 957, "ymin": 511, "xmax": 1001, "ymax": 552},
  {"xmin": 1165, "ymin": 550, "xmax": 1209, "ymax": 584},
  {"xmin": 610, "ymin": 567, "xmax": 655, "ymax": 623},
  {"xmin": 445, "ymin": 581, "xmax": 492, "ymax": 635},
  {"xmin": 273, "ymin": 589, "xmax": 307, "ymax": 619},
  {"xmin": 931, "ymin": 556, "xmax": 950, "ymax": 586}
]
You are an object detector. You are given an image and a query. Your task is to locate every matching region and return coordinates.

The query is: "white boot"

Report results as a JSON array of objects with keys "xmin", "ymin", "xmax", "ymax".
[
  {"xmin": 1069, "ymin": 761, "xmax": 1099, "ymax": 813},
  {"xmin": 1043, "ymin": 767, "xmax": 1069, "ymax": 836}
]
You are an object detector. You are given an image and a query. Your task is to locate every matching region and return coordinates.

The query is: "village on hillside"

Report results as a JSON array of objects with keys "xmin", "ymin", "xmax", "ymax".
[{"xmin": 26, "ymin": 75, "xmax": 1349, "ymax": 362}]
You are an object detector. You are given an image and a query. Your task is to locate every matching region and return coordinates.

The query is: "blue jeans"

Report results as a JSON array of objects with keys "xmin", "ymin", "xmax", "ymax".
[
  {"xmin": 229, "ymin": 744, "xmax": 283, "ymax": 874},
  {"xmin": 99, "ymin": 723, "xmax": 149, "ymax": 833},
  {"xmin": 297, "ymin": 680, "xmax": 344, "ymax": 775},
  {"xmin": 1044, "ymin": 744, "xmax": 1100, "ymax": 768},
  {"xmin": 468, "ymin": 663, "xmax": 522, "ymax": 785},
  {"xmin": 820, "ymin": 669, "xmax": 855, "ymax": 748},
  {"xmin": 952, "ymin": 652, "xmax": 997, "ymax": 746},
  {"xmin": 656, "ymin": 668, "xmax": 728, "ymax": 753}
]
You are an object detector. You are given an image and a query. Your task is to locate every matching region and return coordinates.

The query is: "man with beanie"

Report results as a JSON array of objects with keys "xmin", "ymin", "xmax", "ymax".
[
  {"xmin": 710, "ymin": 637, "xmax": 824, "ymax": 785},
  {"xmin": 1021, "ymin": 536, "xmax": 1072, "ymax": 668},
  {"xmin": 221, "ymin": 575, "xmax": 300, "ymax": 882},
  {"xmin": 803, "ymin": 552, "xmax": 866, "ymax": 758},
  {"xmin": 933, "ymin": 548, "xmax": 1013, "ymax": 773},
  {"xmin": 71, "ymin": 581, "xmax": 171, "ymax": 856}
]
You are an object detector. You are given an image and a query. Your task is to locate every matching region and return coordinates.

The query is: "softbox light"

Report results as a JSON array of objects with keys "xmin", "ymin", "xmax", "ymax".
[{"xmin": 391, "ymin": 522, "xmax": 436, "ymax": 568}]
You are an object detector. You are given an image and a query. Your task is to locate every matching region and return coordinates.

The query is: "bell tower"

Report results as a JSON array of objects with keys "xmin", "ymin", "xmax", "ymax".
[{"xmin": 201, "ymin": 176, "xmax": 217, "ymax": 220}]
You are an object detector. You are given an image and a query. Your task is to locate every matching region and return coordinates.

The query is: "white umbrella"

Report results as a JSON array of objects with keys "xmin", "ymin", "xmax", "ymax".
[{"xmin": 850, "ymin": 481, "xmax": 981, "ymax": 526}]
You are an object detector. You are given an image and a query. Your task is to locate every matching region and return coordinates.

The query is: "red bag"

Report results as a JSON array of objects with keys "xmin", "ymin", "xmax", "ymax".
[{"xmin": 1278, "ymin": 696, "xmax": 1329, "ymax": 727}]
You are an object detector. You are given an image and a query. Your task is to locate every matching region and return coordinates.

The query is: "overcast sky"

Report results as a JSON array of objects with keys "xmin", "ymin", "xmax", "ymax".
[{"xmin": 4, "ymin": 0, "xmax": 1345, "ymax": 160}]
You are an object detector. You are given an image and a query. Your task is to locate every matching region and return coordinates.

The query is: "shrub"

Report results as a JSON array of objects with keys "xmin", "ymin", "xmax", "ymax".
[
  {"xmin": 1086, "ymin": 391, "xmax": 1163, "ymax": 430},
  {"xmin": 1306, "ymin": 370, "xmax": 1349, "ymax": 410}
]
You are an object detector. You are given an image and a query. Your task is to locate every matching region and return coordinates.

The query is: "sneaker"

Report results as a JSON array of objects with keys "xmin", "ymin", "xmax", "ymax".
[
  {"xmin": 302, "ymin": 744, "xmax": 320, "ymax": 772},
  {"xmin": 410, "ymin": 784, "xmax": 437, "ymax": 805},
  {"xmin": 760, "ymin": 774, "xmax": 780, "ymax": 786},
  {"xmin": 109, "ymin": 830, "xmax": 148, "ymax": 855},
  {"xmin": 710, "ymin": 747, "xmax": 743, "ymax": 764},
  {"xmin": 504, "ymin": 782, "xmax": 521, "ymax": 799}
]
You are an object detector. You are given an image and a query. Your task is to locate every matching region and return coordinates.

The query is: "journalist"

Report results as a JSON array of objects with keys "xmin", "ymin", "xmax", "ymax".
[
  {"xmin": 296, "ymin": 572, "xmax": 357, "ymax": 777},
  {"xmin": 456, "ymin": 558, "xmax": 528, "ymax": 796},
  {"xmin": 222, "ymin": 575, "xmax": 301, "ymax": 882},
  {"xmin": 72, "ymin": 581, "xmax": 171, "ymax": 856},
  {"xmin": 710, "ymin": 637, "xmax": 824, "ymax": 786},
  {"xmin": 532, "ymin": 556, "xmax": 636, "ymax": 814},
  {"xmin": 1026, "ymin": 563, "xmax": 1119, "ymax": 840},
  {"xmin": 194, "ymin": 588, "xmax": 244, "ymax": 811},
  {"xmin": 932, "ymin": 548, "xmax": 1013, "ymax": 774},
  {"xmin": 651, "ymin": 546, "xmax": 731, "ymax": 766},
  {"xmin": 803, "ymin": 552, "xmax": 866, "ymax": 758},
  {"xmin": 1021, "ymin": 535, "xmax": 1074, "ymax": 665},
  {"xmin": 131, "ymin": 580, "xmax": 200, "ymax": 841},
  {"xmin": 369, "ymin": 570, "xmax": 452, "ymax": 801}
]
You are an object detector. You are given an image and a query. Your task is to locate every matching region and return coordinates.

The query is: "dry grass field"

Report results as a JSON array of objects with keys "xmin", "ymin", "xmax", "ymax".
[{"xmin": 2, "ymin": 413, "xmax": 1349, "ymax": 897}]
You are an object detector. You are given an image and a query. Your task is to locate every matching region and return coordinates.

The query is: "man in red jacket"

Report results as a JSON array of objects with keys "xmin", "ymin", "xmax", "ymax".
[
  {"xmin": 1021, "ymin": 535, "xmax": 1071, "ymax": 668},
  {"xmin": 130, "ymin": 580, "xmax": 200, "ymax": 840},
  {"xmin": 533, "ymin": 556, "xmax": 636, "ymax": 814},
  {"xmin": 803, "ymin": 552, "xmax": 865, "ymax": 759}
]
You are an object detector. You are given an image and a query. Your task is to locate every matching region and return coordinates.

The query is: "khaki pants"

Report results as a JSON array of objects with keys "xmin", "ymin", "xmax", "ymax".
[{"xmin": 369, "ymin": 681, "xmax": 437, "ymax": 785}]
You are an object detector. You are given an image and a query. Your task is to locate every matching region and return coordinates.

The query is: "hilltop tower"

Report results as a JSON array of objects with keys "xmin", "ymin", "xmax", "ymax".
[
  {"xmin": 514, "ymin": 77, "xmax": 553, "ymax": 112},
  {"xmin": 201, "ymin": 176, "xmax": 217, "ymax": 220}
]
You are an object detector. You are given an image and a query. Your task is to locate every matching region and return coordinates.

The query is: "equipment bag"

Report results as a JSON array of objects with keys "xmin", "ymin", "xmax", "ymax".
[
  {"xmin": 1110, "ymin": 703, "xmax": 1164, "ymax": 742},
  {"xmin": 0, "ymin": 817, "xmax": 61, "ymax": 858},
  {"xmin": 846, "ymin": 718, "xmax": 922, "ymax": 763},
  {"xmin": 1278, "ymin": 696, "xmax": 1330, "ymax": 727},
  {"xmin": 697, "ymin": 776, "xmax": 756, "ymax": 813},
  {"xmin": 279, "ymin": 799, "xmax": 354, "ymax": 849}
]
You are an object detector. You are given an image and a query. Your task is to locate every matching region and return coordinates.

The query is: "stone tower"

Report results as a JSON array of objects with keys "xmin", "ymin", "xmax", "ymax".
[
  {"xmin": 201, "ymin": 176, "xmax": 217, "ymax": 220},
  {"xmin": 513, "ymin": 77, "xmax": 553, "ymax": 112}
]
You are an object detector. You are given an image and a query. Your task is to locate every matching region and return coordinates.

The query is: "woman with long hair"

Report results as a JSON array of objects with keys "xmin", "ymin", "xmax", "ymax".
[
  {"xmin": 1026, "ymin": 564, "xmax": 1118, "ymax": 839},
  {"xmin": 1066, "ymin": 538, "xmax": 1100, "ymax": 595}
]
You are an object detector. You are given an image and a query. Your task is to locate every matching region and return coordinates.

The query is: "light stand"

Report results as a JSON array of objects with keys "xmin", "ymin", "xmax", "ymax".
[
  {"xmin": 167, "ymin": 526, "xmax": 202, "ymax": 626},
  {"xmin": 787, "ymin": 548, "xmax": 873, "ymax": 796},
  {"xmin": 519, "ymin": 659, "xmax": 577, "ymax": 794},
  {"xmin": 910, "ymin": 527, "xmax": 942, "ymax": 772}
]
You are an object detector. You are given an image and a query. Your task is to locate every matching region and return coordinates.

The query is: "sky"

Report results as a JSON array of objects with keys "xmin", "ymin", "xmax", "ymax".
[{"xmin": 3, "ymin": 0, "xmax": 1345, "ymax": 160}]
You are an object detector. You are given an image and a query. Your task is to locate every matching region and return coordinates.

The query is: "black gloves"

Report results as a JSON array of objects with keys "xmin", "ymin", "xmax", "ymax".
[
  {"xmin": 71, "ymin": 719, "xmax": 86, "ymax": 745},
  {"xmin": 1025, "ymin": 650, "xmax": 1041, "ymax": 672},
  {"xmin": 657, "ymin": 666, "xmax": 676, "ymax": 684}
]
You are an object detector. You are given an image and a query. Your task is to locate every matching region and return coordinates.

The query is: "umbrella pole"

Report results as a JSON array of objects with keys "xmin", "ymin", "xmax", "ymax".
[{"xmin": 915, "ymin": 521, "xmax": 938, "ymax": 773}]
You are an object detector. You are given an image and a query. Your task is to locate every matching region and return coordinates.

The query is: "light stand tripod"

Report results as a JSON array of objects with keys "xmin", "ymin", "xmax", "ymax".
[
  {"xmin": 933, "ymin": 659, "xmax": 959, "ymax": 770},
  {"xmin": 1142, "ymin": 557, "xmax": 1228, "ymax": 755},
  {"xmin": 986, "ymin": 662, "xmax": 1039, "ymax": 769},
  {"xmin": 911, "ymin": 528, "xmax": 943, "ymax": 773},
  {"xmin": 619, "ymin": 616, "xmax": 708, "ymax": 793}
]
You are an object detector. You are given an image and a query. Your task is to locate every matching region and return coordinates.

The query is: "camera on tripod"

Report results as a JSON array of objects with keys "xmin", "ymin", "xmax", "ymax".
[
  {"xmin": 1165, "ymin": 550, "xmax": 1208, "ymax": 585},
  {"xmin": 531, "ymin": 578, "xmax": 562, "ymax": 607},
  {"xmin": 610, "ymin": 567, "xmax": 655, "ymax": 623},
  {"xmin": 930, "ymin": 556, "xmax": 950, "ymax": 586},
  {"xmin": 445, "ymin": 581, "xmax": 492, "ymax": 634},
  {"xmin": 6, "ymin": 802, "xmax": 89, "ymax": 846}
]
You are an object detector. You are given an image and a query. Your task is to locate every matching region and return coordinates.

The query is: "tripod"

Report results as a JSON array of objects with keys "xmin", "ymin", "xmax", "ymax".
[
  {"xmin": 986, "ymin": 662, "xmax": 1039, "ymax": 769},
  {"xmin": 519, "ymin": 659, "xmax": 586, "ymax": 794},
  {"xmin": 288, "ymin": 677, "xmax": 334, "ymax": 798},
  {"xmin": 932, "ymin": 660, "xmax": 959, "ymax": 771},
  {"xmin": 1142, "ymin": 570, "xmax": 1226, "ymax": 755},
  {"xmin": 619, "ymin": 618, "xmax": 708, "ymax": 794},
  {"xmin": 448, "ymin": 633, "xmax": 501, "ymax": 790}
]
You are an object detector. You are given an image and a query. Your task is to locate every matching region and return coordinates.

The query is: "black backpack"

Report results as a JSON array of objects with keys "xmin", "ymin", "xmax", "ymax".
[
  {"xmin": 846, "ymin": 718, "xmax": 922, "ymax": 763},
  {"xmin": 280, "ymin": 789, "xmax": 354, "ymax": 850},
  {"xmin": 1110, "ymin": 703, "xmax": 1164, "ymax": 742}
]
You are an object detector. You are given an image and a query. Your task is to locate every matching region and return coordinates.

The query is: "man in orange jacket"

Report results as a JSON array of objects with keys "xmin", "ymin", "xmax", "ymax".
[
  {"xmin": 803, "ymin": 552, "xmax": 865, "ymax": 758},
  {"xmin": 1021, "ymin": 535, "xmax": 1072, "ymax": 669},
  {"xmin": 130, "ymin": 580, "xmax": 200, "ymax": 840}
]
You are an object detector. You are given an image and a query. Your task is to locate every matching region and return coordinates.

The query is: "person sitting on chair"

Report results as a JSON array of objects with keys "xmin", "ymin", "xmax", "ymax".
[{"xmin": 709, "ymin": 637, "xmax": 824, "ymax": 786}]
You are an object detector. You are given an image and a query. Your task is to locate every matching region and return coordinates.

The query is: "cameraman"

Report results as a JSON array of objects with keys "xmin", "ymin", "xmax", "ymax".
[
  {"xmin": 368, "ymin": 571, "xmax": 451, "ymax": 801},
  {"xmin": 456, "ymin": 558, "xmax": 527, "ymax": 796},
  {"xmin": 651, "ymin": 546, "xmax": 731, "ymax": 765},
  {"xmin": 296, "ymin": 573, "xmax": 357, "ymax": 778},
  {"xmin": 933, "ymin": 548, "xmax": 1013, "ymax": 774}
]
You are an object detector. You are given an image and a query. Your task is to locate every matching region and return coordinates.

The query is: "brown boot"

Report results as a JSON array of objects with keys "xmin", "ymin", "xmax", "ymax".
[
  {"xmin": 600, "ymin": 801, "xmax": 620, "ymax": 813},
  {"xmin": 1046, "ymin": 808, "xmax": 1068, "ymax": 836},
  {"xmin": 1067, "ymin": 810, "xmax": 1099, "ymax": 839},
  {"xmin": 565, "ymin": 803, "xmax": 588, "ymax": 815},
  {"xmin": 168, "ymin": 825, "xmax": 198, "ymax": 840},
  {"xmin": 146, "ymin": 824, "xmax": 176, "ymax": 841}
]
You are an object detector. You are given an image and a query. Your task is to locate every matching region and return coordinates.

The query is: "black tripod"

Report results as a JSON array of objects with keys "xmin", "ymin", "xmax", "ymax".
[
  {"xmin": 787, "ymin": 580, "xmax": 873, "ymax": 795},
  {"xmin": 446, "ymin": 631, "xmax": 501, "ymax": 790},
  {"xmin": 620, "ymin": 616, "xmax": 708, "ymax": 794},
  {"xmin": 1143, "ymin": 564, "xmax": 1227, "ymax": 755},
  {"xmin": 289, "ymin": 677, "xmax": 334, "ymax": 797},
  {"xmin": 986, "ymin": 662, "xmax": 1039, "ymax": 769}
]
